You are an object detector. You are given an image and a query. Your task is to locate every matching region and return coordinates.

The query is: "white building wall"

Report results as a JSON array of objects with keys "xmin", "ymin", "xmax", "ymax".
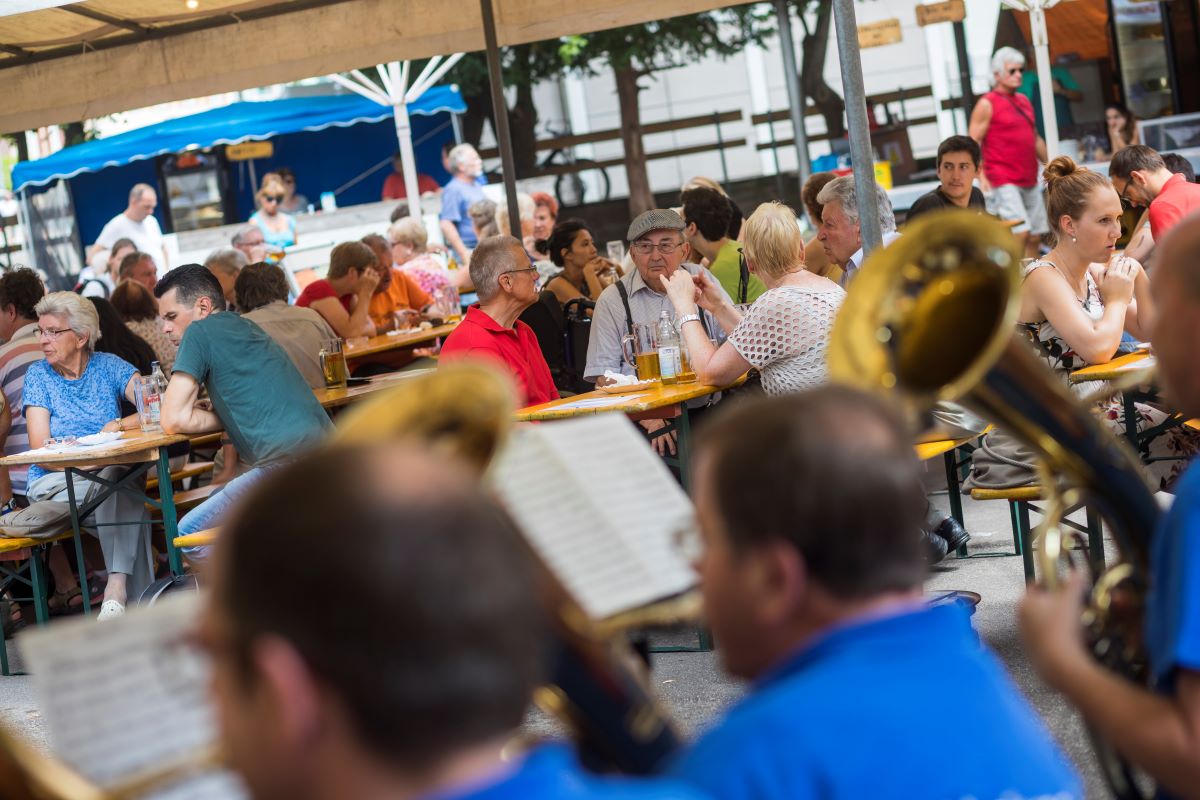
[{"xmin": 508, "ymin": 0, "xmax": 1002, "ymax": 201}]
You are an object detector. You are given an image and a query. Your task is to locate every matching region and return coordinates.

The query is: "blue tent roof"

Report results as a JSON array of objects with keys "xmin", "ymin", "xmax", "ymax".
[{"xmin": 12, "ymin": 85, "xmax": 465, "ymax": 191}]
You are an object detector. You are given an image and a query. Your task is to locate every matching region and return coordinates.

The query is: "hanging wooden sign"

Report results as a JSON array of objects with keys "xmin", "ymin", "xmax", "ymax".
[
  {"xmin": 915, "ymin": 0, "xmax": 966, "ymax": 27},
  {"xmin": 858, "ymin": 19, "xmax": 903, "ymax": 48},
  {"xmin": 226, "ymin": 141, "xmax": 274, "ymax": 161}
]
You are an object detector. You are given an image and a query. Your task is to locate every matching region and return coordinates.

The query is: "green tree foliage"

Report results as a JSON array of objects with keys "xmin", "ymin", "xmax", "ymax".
[{"xmin": 557, "ymin": 5, "xmax": 775, "ymax": 215}]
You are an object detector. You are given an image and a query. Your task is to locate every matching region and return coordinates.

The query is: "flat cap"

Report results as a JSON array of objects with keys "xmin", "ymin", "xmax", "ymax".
[{"xmin": 627, "ymin": 209, "xmax": 686, "ymax": 242}]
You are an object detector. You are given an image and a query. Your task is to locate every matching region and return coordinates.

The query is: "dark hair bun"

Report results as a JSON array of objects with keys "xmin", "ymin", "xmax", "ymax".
[{"xmin": 1043, "ymin": 155, "xmax": 1079, "ymax": 185}]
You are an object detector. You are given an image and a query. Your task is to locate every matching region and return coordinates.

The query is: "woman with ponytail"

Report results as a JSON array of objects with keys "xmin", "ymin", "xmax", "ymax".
[
  {"xmin": 1017, "ymin": 155, "xmax": 1198, "ymax": 488},
  {"xmin": 537, "ymin": 219, "xmax": 621, "ymax": 307}
]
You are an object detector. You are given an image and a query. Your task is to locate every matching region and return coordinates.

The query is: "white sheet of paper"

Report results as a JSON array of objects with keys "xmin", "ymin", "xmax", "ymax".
[
  {"xmin": 545, "ymin": 393, "xmax": 651, "ymax": 411},
  {"xmin": 489, "ymin": 414, "xmax": 696, "ymax": 619},
  {"xmin": 20, "ymin": 592, "xmax": 246, "ymax": 800}
]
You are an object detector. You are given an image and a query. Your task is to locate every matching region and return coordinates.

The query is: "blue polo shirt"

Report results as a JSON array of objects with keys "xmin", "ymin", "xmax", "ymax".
[
  {"xmin": 1147, "ymin": 461, "xmax": 1200, "ymax": 693},
  {"xmin": 440, "ymin": 177, "xmax": 486, "ymax": 249},
  {"xmin": 424, "ymin": 744, "xmax": 700, "ymax": 800},
  {"xmin": 668, "ymin": 603, "xmax": 1081, "ymax": 800}
]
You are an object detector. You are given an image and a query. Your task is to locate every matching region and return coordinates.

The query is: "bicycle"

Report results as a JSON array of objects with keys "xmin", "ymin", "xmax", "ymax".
[{"xmin": 536, "ymin": 125, "xmax": 612, "ymax": 209}]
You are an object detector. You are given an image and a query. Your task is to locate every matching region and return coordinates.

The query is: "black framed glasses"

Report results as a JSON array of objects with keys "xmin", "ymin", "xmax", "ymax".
[
  {"xmin": 631, "ymin": 241, "xmax": 685, "ymax": 255},
  {"xmin": 36, "ymin": 327, "xmax": 73, "ymax": 340},
  {"xmin": 1117, "ymin": 181, "xmax": 1135, "ymax": 211}
]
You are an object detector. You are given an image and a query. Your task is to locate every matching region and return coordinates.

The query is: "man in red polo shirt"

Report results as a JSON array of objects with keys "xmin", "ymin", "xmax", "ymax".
[
  {"xmin": 439, "ymin": 235, "xmax": 558, "ymax": 406},
  {"xmin": 1110, "ymin": 145, "xmax": 1200, "ymax": 242}
]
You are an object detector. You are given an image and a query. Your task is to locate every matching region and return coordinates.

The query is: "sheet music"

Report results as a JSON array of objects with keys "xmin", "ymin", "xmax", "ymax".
[
  {"xmin": 490, "ymin": 415, "xmax": 697, "ymax": 619},
  {"xmin": 20, "ymin": 592, "xmax": 246, "ymax": 800}
]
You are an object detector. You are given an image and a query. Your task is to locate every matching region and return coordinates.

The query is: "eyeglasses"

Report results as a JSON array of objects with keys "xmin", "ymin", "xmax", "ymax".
[
  {"xmin": 1117, "ymin": 181, "xmax": 1135, "ymax": 210},
  {"xmin": 1007, "ymin": 67, "xmax": 1023, "ymax": 75},
  {"xmin": 36, "ymin": 327, "xmax": 73, "ymax": 340},
  {"xmin": 631, "ymin": 241, "xmax": 685, "ymax": 255},
  {"xmin": 501, "ymin": 267, "xmax": 540, "ymax": 278},
  {"xmin": 264, "ymin": 194, "xmax": 284, "ymax": 203}
]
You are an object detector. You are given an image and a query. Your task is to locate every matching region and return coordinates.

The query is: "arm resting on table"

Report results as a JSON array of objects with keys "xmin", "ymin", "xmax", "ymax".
[{"xmin": 161, "ymin": 373, "xmax": 223, "ymax": 435}]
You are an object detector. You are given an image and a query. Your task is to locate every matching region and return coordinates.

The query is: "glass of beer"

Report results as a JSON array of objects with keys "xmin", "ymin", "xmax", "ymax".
[
  {"xmin": 677, "ymin": 336, "xmax": 697, "ymax": 384},
  {"xmin": 319, "ymin": 337, "xmax": 348, "ymax": 389},
  {"xmin": 620, "ymin": 323, "xmax": 659, "ymax": 381}
]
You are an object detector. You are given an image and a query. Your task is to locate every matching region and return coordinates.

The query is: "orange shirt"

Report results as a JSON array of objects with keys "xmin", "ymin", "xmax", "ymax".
[{"xmin": 368, "ymin": 268, "xmax": 433, "ymax": 329}]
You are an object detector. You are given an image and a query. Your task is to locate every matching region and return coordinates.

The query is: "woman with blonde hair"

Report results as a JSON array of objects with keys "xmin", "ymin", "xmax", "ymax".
[
  {"xmin": 250, "ymin": 174, "xmax": 297, "ymax": 250},
  {"xmin": 22, "ymin": 292, "xmax": 153, "ymax": 618},
  {"xmin": 662, "ymin": 201, "xmax": 845, "ymax": 395},
  {"xmin": 388, "ymin": 217, "xmax": 471, "ymax": 293},
  {"xmin": 982, "ymin": 155, "xmax": 1199, "ymax": 489}
]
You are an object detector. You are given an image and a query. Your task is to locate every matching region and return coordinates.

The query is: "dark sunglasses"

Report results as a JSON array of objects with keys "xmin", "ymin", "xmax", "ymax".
[
  {"xmin": 1007, "ymin": 67, "xmax": 1023, "ymax": 76},
  {"xmin": 264, "ymin": 194, "xmax": 284, "ymax": 203}
]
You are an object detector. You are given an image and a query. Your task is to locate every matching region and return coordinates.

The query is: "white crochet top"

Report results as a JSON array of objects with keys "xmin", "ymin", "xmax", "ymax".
[{"xmin": 727, "ymin": 284, "xmax": 846, "ymax": 396}]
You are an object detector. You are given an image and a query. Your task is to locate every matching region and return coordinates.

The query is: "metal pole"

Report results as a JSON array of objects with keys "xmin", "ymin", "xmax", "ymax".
[
  {"xmin": 831, "ymin": 0, "xmax": 883, "ymax": 254},
  {"xmin": 774, "ymin": 0, "xmax": 811, "ymax": 191},
  {"xmin": 952, "ymin": 20, "xmax": 975, "ymax": 112},
  {"xmin": 1030, "ymin": 3, "xmax": 1059, "ymax": 160},
  {"xmin": 392, "ymin": 103, "xmax": 423, "ymax": 220},
  {"xmin": 480, "ymin": 0, "xmax": 521, "ymax": 238}
]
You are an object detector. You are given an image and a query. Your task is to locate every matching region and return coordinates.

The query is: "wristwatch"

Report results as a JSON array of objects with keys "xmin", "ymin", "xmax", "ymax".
[{"xmin": 676, "ymin": 313, "xmax": 702, "ymax": 329}]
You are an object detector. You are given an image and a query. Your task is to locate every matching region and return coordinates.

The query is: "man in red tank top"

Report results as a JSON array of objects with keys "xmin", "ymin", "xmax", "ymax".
[{"xmin": 969, "ymin": 46, "xmax": 1049, "ymax": 259}]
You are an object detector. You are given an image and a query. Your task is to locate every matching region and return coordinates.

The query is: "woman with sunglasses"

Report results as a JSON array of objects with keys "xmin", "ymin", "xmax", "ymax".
[{"xmin": 249, "ymin": 175, "xmax": 298, "ymax": 251}]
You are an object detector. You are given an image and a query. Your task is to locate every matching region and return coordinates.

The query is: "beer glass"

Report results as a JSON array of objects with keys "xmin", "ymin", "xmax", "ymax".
[
  {"xmin": 319, "ymin": 337, "xmax": 349, "ymax": 389},
  {"xmin": 620, "ymin": 323, "xmax": 659, "ymax": 381}
]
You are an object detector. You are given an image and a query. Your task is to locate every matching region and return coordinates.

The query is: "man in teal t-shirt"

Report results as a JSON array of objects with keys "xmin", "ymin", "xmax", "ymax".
[
  {"xmin": 155, "ymin": 264, "xmax": 333, "ymax": 542},
  {"xmin": 681, "ymin": 186, "xmax": 765, "ymax": 303},
  {"xmin": 1019, "ymin": 63, "xmax": 1081, "ymax": 139}
]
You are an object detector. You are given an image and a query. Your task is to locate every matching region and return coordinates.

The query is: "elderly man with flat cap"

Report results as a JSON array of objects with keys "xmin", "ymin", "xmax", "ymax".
[{"xmin": 585, "ymin": 210, "xmax": 734, "ymax": 454}]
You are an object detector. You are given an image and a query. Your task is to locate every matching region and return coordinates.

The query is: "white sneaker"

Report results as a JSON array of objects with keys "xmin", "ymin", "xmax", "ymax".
[{"xmin": 97, "ymin": 599, "xmax": 125, "ymax": 621}]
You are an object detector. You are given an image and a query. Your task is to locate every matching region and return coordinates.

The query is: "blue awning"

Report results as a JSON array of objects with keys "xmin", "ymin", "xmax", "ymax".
[{"xmin": 12, "ymin": 84, "xmax": 465, "ymax": 191}]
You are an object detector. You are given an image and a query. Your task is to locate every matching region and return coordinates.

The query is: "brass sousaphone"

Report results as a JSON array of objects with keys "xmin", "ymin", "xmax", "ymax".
[{"xmin": 828, "ymin": 210, "xmax": 1158, "ymax": 799}]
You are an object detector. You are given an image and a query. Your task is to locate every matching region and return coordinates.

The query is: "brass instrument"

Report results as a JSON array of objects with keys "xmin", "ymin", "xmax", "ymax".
[
  {"xmin": 1, "ymin": 363, "xmax": 680, "ymax": 798},
  {"xmin": 827, "ymin": 210, "xmax": 1158, "ymax": 800},
  {"xmin": 335, "ymin": 362, "xmax": 683, "ymax": 773}
]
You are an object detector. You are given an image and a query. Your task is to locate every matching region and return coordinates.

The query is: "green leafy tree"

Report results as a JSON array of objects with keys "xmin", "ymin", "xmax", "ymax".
[
  {"xmin": 558, "ymin": 5, "xmax": 775, "ymax": 216},
  {"xmin": 446, "ymin": 43, "xmax": 564, "ymax": 176}
]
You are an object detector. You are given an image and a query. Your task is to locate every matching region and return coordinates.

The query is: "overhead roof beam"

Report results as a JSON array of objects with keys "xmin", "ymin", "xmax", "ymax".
[
  {"xmin": 0, "ymin": 42, "xmax": 32, "ymax": 58},
  {"xmin": 0, "ymin": 0, "xmax": 355, "ymax": 71},
  {"xmin": 60, "ymin": 5, "xmax": 152, "ymax": 34}
]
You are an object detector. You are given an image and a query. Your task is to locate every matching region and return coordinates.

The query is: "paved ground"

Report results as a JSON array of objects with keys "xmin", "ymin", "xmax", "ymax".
[{"xmin": 0, "ymin": 488, "xmax": 1114, "ymax": 797}]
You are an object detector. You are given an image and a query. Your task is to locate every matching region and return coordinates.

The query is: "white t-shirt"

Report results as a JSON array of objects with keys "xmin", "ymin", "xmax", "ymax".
[{"xmin": 94, "ymin": 212, "xmax": 165, "ymax": 270}]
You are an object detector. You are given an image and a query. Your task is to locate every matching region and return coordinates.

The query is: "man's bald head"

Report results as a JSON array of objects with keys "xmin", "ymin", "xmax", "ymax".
[
  {"xmin": 1156, "ymin": 213, "xmax": 1200, "ymax": 298},
  {"xmin": 1151, "ymin": 213, "xmax": 1200, "ymax": 418},
  {"xmin": 210, "ymin": 442, "xmax": 547, "ymax": 772}
]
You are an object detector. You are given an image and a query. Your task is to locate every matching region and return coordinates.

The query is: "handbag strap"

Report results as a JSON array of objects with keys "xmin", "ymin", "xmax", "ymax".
[
  {"xmin": 616, "ymin": 279, "xmax": 634, "ymax": 336},
  {"xmin": 998, "ymin": 91, "xmax": 1037, "ymax": 133}
]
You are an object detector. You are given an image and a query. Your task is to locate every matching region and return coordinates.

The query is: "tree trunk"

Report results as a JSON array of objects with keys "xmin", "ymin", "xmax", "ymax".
[
  {"xmin": 615, "ymin": 66, "xmax": 653, "ymax": 218},
  {"xmin": 5, "ymin": 133, "xmax": 28, "ymax": 162},
  {"xmin": 61, "ymin": 122, "xmax": 87, "ymax": 147},
  {"xmin": 800, "ymin": 0, "xmax": 846, "ymax": 141},
  {"xmin": 461, "ymin": 85, "xmax": 492, "ymax": 152},
  {"xmin": 508, "ymin": 77, "xmax": 539, "ymax": 176}
]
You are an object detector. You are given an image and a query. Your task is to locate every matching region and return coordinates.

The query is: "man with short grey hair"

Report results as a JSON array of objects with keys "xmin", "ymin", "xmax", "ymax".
[
  {"xmin": 204, "ymin": 247, "xmax": 248, "ymax": 307},
  {"xmin": 87, "ymin": 182, "xmax": 169, "ymax": 272},
  {"xmin": 440, "ymin": 144, "xmax": 487, "ymax": 267},
  {"xmin": 969, "ymin": 46, "xmax": 1048, "ymax": 258},
  {"xmin": 816, "ymin": 175, "xmax": 899, "ymax": 285},
  {"xmin": 586, "ymin": 209, "xmax": 733, "ymax": 455},
  {"xmin": 231, "ymin": 224, "xmax": 267, "ymax": 264},
  {"xmin": 438, "ymin": 235, "xmax": 557, "ymax": 406}
]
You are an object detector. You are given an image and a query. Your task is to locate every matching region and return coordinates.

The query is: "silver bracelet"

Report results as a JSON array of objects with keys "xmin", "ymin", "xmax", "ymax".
[{"xmin": 676, "ymin": 313, "xmax": 702, "ymax": 329}]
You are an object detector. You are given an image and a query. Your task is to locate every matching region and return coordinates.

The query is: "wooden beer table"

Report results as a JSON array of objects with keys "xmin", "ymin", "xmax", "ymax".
[
  {"xmin": 313, "ymin": 370, "xmax": 435, "ymax": 409},
  {"xmin": 1068, "ymin": 349, "xmax": 1173, "ymax": 450},
  {"xmin": 516, "ymin": 377, "xmax": 745, "ymax": 488},
  {"xmin": 0, "ymin": 431, "xmax": 190, "ymax": 582},
  {"xmin": 344, "ymin": 322, "xmax": 457, "ymax": 371}
]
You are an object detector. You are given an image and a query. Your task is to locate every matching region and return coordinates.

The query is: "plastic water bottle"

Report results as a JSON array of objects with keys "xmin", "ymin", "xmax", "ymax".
[
  {"xmin": 147, "ymin": 361, "xmax": 166, "ymax": 428},
  {"xmin": 656, "ymin": 310, "xmax": 682, "ymax": 386}
]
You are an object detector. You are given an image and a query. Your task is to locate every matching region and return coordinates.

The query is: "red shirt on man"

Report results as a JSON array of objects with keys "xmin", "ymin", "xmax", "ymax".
[
  {"xmin": 295, "ymin": 279, "xmax": 352, "ymax": 312},
  {"xmin": 382, "ymin": 172, "xmax": 442, "ymax": 201},
  {"xmin": 1148, "ymin": 172, "xmax": 1200, "ymax": 241},
  {"xmin": 439, "ymin": 305, "xmax": 559, "ymax": 406}
]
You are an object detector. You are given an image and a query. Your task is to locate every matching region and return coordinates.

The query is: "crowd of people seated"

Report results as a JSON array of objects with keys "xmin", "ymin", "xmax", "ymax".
[{"xmin": 8, "ymin": 113, "xmax": 1200, "ymax": 800}]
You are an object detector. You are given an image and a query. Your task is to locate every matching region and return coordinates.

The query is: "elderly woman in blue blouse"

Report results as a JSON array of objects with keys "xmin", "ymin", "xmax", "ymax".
[{"xmin": 23, "ymin": 292, "xmax": 152, "ymax": 620}]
